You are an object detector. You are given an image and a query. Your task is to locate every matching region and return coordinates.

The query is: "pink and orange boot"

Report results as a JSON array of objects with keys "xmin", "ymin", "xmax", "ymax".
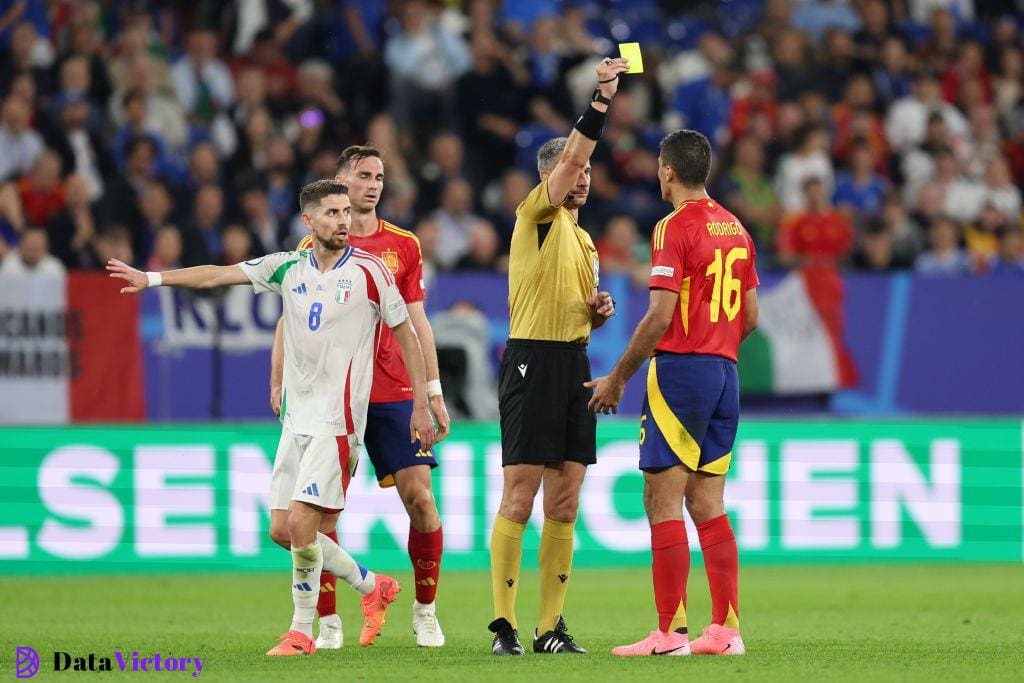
[
  {"xmin": 611, "ymin": 629, "xmax": 690, "ymax": 657},
  {"xmin": 359, "ymin": 575, "xmax": 401, "ymax": 646},
  {"xmin": 266, "ymin": 630, "xmax": 316, "ymax": 656},
  {"xmin": 689, "ymin": 624, "xmax": 746, "ymax": 655}
]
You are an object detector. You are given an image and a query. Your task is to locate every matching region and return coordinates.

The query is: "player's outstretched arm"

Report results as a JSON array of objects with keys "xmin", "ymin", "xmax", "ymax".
[
  {"xmin": 585, "ymin": 288, "xmax": 678, "ymax": 414},
  {"xmin": 544, "ymin": 57, "xmax": 630, "ymax": 206},
  {"xmin": 407, "ymin": 301, "xmax": 451, "ymax": 442},
  {"xmin": 392, "ymin": 318, "xmax": 437, "ymax": 451},
  {"xmin": 106, "ymin": 258, "xmax": 250, "ymax": 293},
  {"xmin": 270, "ymin": 317, "xmax": 284, "ymax": 416}
]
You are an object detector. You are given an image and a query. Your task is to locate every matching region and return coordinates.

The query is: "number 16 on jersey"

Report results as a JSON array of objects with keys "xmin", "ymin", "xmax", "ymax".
[{"xmin": 706, "ymin": 247, "xmax": 748, "ymax": 323}]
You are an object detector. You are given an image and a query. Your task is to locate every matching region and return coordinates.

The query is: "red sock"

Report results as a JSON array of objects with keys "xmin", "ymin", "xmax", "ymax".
[
  {"xmin": 408, "ymin": 525, "xmax": 443, "ymax": 604},
  {"xmin": 317, "ymin": 530, "xmax": 338, "ymax": 617},
  {"xmin": 651, "ymin": 520, "xmax": 689, "ymax": 633},
  {"xmin": 697, "ymin": 514, "xmax": 739, "ymax": 628}
]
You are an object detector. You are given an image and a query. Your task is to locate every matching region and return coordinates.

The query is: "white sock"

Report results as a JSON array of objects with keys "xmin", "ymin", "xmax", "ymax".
[
  {"xmin": 290, "ymin": 542, "xmax": 323, "ymax": 638},
  {"xmin": 319, "ymin": 613, "xmax": 341, "ymax": 628},
  {"xmin": 317, "ymin": 531, "xmax": 376, "ymax": 596}
]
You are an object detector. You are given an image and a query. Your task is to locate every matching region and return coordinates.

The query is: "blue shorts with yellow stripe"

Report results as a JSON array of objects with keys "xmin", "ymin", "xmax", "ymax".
[{"xmin": 639, "ymin": 353, "xmax": 738, "ymax": 475}]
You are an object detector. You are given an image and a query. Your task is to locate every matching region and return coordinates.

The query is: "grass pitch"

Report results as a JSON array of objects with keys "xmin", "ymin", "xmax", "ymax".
[{"xmin": 2, "ymin": 564, "xmax": 1022, "ymax": 681}]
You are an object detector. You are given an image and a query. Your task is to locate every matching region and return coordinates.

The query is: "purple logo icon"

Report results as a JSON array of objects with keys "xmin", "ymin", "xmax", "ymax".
[{"xmin": 15, "ymin": 647, "xmax": 39, "ymax": 679}]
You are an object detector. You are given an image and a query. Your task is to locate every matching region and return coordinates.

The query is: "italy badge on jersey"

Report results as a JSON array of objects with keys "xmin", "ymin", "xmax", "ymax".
[{"xmin": 336, "ymin": 279, "xmax": 352, "ymax": 304}]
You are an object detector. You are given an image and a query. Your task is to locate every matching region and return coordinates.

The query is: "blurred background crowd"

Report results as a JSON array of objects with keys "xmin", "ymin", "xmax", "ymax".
[{"xmin": 0, "ymin": 0, "xmax": 1023, "ymax": 285}]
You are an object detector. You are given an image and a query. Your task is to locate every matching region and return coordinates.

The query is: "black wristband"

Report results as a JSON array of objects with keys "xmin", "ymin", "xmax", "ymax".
[{"xmin": 574, "ymin": 104, "xmax": 607, "ymax": 141}]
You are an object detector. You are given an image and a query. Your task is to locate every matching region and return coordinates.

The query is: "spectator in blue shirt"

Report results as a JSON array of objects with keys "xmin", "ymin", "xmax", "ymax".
[
  {"xmin": 989, "ymin": 228, "xmax": 1024, "ymax": 275},
  {"xmin": 500, "ymin": 0, "xmax": 559, "ymax": 42},
  {"xmin": 0, "ymin": 0, "xmax": 48, "ymax": 47},
  {"xmin": 915, "ymin": 216, "xmax": 971, "ymax": 275},
  {"xmin": 873, "ymin": 36, "xmax": 913, "ymax": 108},
  {"xmin": 672, "ymin": 60, "xmax": 738, "ymax": 149},
  {"xmin": 833, "ymin": 140, "xmax": 889, "ymax": 223},
  {"xmin": 792, "ymin": 0, "xmax": 862, "ymax": 43}
]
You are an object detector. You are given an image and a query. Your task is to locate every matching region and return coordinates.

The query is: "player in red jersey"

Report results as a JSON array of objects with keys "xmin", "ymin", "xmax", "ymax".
[
  {"xmin": 587, "ymin": 130, "xmax": 759, "ymax": 657},
  {"xmin": 273, "ymin": 145, "xmax": 451, "ymax": 648}
]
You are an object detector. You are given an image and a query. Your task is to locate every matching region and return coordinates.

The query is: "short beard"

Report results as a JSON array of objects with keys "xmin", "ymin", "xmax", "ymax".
[{"xmin": 315, "ymin": 233, "xmax": 348, "ymax": 252}]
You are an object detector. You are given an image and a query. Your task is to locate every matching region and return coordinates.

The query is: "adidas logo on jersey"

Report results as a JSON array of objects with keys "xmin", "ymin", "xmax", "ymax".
[
  {"xmin": 292, "ymin": 283, "xmax": 308, "ymax": 295},
  {"xmin": 301, "ymin": 482, "xmax": 319, "ymax": 497}
]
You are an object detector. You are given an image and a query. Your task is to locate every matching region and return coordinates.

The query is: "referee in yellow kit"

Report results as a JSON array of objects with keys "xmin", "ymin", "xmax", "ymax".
[{"xmin": 488, "ymin": 56, "xmax": 630, "ymax": 656}]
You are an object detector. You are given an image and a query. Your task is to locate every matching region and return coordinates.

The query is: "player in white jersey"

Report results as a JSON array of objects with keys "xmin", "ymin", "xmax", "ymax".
[{"xmin": 107, "ymin": 180, "xmax": 437, "ymax": 656}]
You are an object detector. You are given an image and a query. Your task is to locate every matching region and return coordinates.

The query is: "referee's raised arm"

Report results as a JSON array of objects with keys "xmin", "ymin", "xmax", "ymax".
[{"xmin": 542, "ymin": 57, "xmax": 631, "ymax": 207}]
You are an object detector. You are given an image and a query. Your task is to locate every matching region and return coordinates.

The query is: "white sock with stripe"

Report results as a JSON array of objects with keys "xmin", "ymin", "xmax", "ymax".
[
  {"xmin": 290, "ymin": 542, "xmax": 323, "ymax": 638},
  {"xmin": 318, "ymin": 531, "xmax": 376, "ymax": 596}
]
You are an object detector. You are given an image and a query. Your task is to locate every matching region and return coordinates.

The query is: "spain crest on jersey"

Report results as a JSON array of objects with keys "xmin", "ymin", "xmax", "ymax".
[
  {"xmin": 335, "ymin": 279, "xmax": 352, "ymax": 304},
  {"xmin": 380, "ymin": 249, "xmax": 400, "ymax": 274}
]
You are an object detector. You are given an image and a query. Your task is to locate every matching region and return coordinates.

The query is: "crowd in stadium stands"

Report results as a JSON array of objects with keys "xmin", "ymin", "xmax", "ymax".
[{"xmin": 0, "ymin": 0, "xmax": 1022, "ymax": 281}]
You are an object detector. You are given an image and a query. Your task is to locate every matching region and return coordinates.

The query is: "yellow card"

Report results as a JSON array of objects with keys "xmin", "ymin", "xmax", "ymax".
[{"xmin": 619, "ymin": 42, "xmax": 644, "ymax": 74}]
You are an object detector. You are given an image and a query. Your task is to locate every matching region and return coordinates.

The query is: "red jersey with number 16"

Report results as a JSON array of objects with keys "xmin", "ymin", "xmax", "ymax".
[
  {"xmin": 648, "ymin": 198, "xmax": 760, "ymax": 363},
  {"xmin": 298, "ymin": 219, "xmax": 426, "ymax": 402}
]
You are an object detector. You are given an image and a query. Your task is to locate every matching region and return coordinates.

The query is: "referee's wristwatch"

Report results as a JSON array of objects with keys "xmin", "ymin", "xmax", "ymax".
[{"xmin": 591, "ymin": 88, "xmax": 613, "ymax": 106}]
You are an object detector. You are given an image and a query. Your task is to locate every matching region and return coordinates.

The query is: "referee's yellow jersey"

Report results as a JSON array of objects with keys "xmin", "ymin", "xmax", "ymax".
[{"xmin": 508, "ymin": 179, "xmax": 599, "ymax": 344}]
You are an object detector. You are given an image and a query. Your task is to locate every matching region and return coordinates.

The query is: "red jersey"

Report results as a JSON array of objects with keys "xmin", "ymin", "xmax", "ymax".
[
  {"xmin": 298, "ymin": 219, "xmax": 426, "ymax": 402},
  {"xmin": 648, "ymin": 198, "xmax": 759, "ymax": 362},
  {"xmin": 777, "ymin": 209, "xmax": 853, "ymax": 266}
]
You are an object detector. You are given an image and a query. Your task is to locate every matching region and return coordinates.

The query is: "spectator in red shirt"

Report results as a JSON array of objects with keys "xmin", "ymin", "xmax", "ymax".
[
  {"xmin": 231, "ymin": 29, "xmax": 300, "ymax": 108},
  {"xmin": 831, "ymin": 74, "xmax": 888, "ymax": 171},
  {"xmin": 17, "ymin": 148, "xmax": 66, "ymax": 226},
  {"xmin": 730, "ymin": 71, "xmax": 778, "ymax": 141},
  {"xmin": 942, "ymin": 41, "xmax": 992, "ymax": 106},
  {"xmin": 778, "ymin": 176, "xmax": 854, "ymax": 268}
]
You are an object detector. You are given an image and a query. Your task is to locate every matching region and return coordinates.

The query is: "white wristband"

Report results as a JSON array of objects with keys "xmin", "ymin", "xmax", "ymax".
[
  {"xmin": 146, "ymin": 271, "xmax": 163, "ymax": 288},
  {"xmin": 426, "ymin": 379, "xmax": 443, "ymax": 398}
]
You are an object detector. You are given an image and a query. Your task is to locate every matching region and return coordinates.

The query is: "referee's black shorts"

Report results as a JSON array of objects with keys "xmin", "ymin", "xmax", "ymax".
[{"xmin": 498, "ymin": 339, "xmax": 597, "ymax": 467}]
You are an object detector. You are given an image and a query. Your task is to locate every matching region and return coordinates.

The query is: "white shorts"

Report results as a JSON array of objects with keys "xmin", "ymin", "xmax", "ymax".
[{"xmin": 270, "ymin": 428, "xmax": 360, "ymax": 512}]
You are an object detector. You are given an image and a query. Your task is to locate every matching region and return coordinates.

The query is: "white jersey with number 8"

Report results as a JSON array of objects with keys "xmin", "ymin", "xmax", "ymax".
[{"xmin": 240, "ymin": 247, "xmax": 409, "ymax": 439}]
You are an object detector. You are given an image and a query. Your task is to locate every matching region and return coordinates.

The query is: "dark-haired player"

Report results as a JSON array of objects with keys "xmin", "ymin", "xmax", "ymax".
[
  {"xmin": 277, "ymin": 146, "xmax": 451, "ymax": 648},
  {"xmin": 109, "ymin": 180, "xmax": 436, "ymax": 656},
  {"xmin": 587, "ymin": 130, "xmax": 759, "ymax": 657}
]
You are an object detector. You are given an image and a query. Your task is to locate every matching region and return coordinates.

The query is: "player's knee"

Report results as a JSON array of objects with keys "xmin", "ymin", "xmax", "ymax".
[
  {"xmin": 403, "ymin": 485, "xmax": 437, "ymax": 522},
  {"xmin": 269, "ymin": 524, "xmax": 290, "ymax": 549},
  {"xmin": 286, "ymin": 512, "xmax": 317, "ymax": 547},
  {"xmin": 685, "ymin": 495, "xmax": 723, "ymax": 524},
  {"xmin": 644, "ymin": 488, "xmax": 679, "ymax": 525}
]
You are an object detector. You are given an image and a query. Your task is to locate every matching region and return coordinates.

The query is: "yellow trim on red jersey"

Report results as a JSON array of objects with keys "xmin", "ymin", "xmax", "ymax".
[
  {"xmin": 383, "ymin": 224, "xmax": 421, "ymax": 247},
  {"xmin": 653, "ymin": 218, "xmax": 666, "ymax": 251},
  {"xmin": 381, "ymin": 222, "xmax": 422, "ymax": 264},
  {"xmin": 381, "ymin": 221, "xmax": 417, "ymax": 239},
  {"xmin": 296, "ymin": 234, "xmax": 312, "ymax": 250},
  {"xmin": 679, "ymin": 276, "xmax": 691, "ymax": 336},
  {"xmin": 653, "ymin": 203, "xmax": 688, "ymax": 251}
]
